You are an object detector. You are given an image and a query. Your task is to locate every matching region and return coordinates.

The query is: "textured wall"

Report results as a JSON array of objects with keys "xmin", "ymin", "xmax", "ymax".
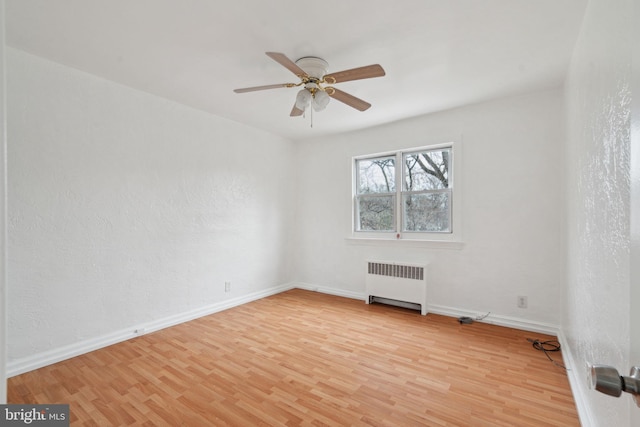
[
  {"xmin": 293, "ymin": 89, "xmax": 565, "ymax": 329},
  {"xmin": 7, "ymin": 48, "xmax": 295, "ymax": 364},
  {"xmin": 563, "ymin": 0, "xmax": 632, "ymax": 425},
  {"xmin": 631, "ymin": 4, "xmax": 640, "ymax": 427}
]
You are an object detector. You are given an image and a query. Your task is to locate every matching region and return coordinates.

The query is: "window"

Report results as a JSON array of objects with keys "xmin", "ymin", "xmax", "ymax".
[
  {"xmin": 402, "ymin": 148, "xmax": 451, "ymax": 232},
  {"xmin": 355, "ymin": 156, "xmax": 396, "ymax": 231},
  {"xmin": 354, "ymin": 144, "xmax": 456, "ymax": 239}
]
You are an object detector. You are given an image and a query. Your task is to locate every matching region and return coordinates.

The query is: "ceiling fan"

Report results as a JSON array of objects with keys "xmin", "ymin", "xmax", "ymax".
[{"xmin": 234, "ymin": 52, "xmax": 386, "ymax": 117}]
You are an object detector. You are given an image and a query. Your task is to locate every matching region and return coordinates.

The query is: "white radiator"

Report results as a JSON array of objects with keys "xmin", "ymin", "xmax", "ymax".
[{"xmin": 365, "ymin": 261, "xmax": 428, "ymax": 315}]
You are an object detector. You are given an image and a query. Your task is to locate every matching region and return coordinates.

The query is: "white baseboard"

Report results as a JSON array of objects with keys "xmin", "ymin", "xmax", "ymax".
[
  {"xmin": 7, "ymin": 283, "xmax": 295, "ymax": 377},
  {"xmin": 556, "ymin": 330, "xmax": 595, "ymax": 427},
  {"xmin": 426, "ymin": 304, "xmax": 559, "ymax": 335},
  {"xmin": 294, "ymin": 282, "xmax": 365, "ymax": 301},
  {"xmin": 294, "ymin": 283, "xmax": 560, "ymax": 335}
]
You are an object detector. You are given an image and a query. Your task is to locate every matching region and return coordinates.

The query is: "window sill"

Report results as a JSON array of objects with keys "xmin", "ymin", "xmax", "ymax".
[{"xmin": 345, "ymin": 236, "xmax": 464, "ymax": 250}]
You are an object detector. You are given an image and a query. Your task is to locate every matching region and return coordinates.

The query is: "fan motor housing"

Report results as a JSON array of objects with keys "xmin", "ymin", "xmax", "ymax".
[{"xmin": 295, "ymin": 57, "xmax": 329, "ymax": 79}]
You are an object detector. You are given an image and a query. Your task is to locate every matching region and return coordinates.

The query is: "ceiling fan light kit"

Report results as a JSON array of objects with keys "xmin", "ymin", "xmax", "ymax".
[
  {"xmin": 234, "ymin": 52, "xmax": 385, "ymax": 124},
  {"xmin": 311, "ymin": 89, "xmax": 330, "ymax": 111},
  {"xmin": 295, "ymin": 88, "xmax": 313, "ymax": 110}
]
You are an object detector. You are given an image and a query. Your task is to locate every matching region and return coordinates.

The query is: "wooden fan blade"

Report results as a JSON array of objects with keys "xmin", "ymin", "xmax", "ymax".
[
  {"xmin": 266, "ymin": 52, "xmax": 307, "ymax": 77},
  {"xmin": 324, "ymin": 64, "xmax": 385, "ymax": 84},
  {"xmin": 290, "ymin": 104, "xmax": 304, "ymax": 117},
  {"xmin": 328, "ymin": 88, "xmax": 371, "ymax": 111},
  {"xmin": 233, "ymin": 83, "xmax": 294, "ymax": 93}
]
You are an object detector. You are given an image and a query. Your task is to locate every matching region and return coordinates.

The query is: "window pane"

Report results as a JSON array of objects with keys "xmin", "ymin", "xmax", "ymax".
[
  {"xmin": 403, "ymin": 193, "xmax": 450, "ymax": 232},
  {"xmin": 403, "ymin": 149, "xmax": 450, "ymax": 191},
  {"xmin": 357, "ymin": 195, "xmax": 395, "ymax": 231},
  {"xmin": 357, "ymin": 157, "xmax": 395, "ymax": 194}
]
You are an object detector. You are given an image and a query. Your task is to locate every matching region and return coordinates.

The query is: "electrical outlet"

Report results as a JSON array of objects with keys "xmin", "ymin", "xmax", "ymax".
[
  {"xmin": 225, "ymin": 281, "xmax": 231, "ymax": 293},
  {"xmin": 134, "ymin": 327, "xmax": 146, "ymax": 335},
  {"xmin": 517, "ymin": 296, "xmax": 528, "ymax": 308}
]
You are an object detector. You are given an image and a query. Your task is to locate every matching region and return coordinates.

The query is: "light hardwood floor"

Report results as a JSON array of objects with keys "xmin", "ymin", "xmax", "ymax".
[{"xmin": 8, "ymin": 289, "xmax": 579, "ymax": 426}]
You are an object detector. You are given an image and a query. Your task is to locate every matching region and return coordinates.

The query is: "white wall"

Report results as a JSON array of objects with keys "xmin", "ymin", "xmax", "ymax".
[
  {"xmin": 631, "ymin": 2, "xmax": 640, "ymax": 426},
  {"xmin": 563, "ymin": 0, "xmax": 633, "ymax": 425},
  {"xmin": 293, "ymin": 88, "xmax": 565, "ymax": 331},
  {"xmin": 6, "ymin": 48, "xmax": 295, "ymax": 374}
]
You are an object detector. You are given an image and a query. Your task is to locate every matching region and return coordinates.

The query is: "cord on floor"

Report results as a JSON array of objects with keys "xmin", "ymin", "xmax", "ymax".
[
  {"xmin": 475, "ymin": 312, "xmax": 490, "ymax": 321},
  {"xmin": 526, "ymin": 338, "xmax": 568, "ymax": 370},
  {"xmin": 458, "ymin": 312, "xmax": 491, "ymax": 324}
]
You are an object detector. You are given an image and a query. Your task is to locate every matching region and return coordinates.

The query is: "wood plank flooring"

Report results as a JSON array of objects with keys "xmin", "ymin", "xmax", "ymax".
[{"xmin": 8, "ymin": 289, "xmax": 579, "ymax": 426}]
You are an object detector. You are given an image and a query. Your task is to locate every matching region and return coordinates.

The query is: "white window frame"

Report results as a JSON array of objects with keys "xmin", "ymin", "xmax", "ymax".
[{"xmin": 352, "ymin": 141, "xmax": 462, "ymax": 244}]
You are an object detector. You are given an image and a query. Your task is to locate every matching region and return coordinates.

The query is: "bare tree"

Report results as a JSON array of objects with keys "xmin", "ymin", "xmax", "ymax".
[{"xmin": 405, "ymin": 151, "xmax": 448, "ymax": 190}]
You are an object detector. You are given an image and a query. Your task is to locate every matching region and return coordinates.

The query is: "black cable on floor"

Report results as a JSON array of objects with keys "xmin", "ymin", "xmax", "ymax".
[{"xmin": 526, "ymin": 338, "xmax": 568, "ymax": 370}]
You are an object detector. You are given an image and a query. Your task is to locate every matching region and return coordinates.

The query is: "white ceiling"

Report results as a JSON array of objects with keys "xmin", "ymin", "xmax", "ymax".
[{"xmin": 6, "ymin": 0, "xmax": 587, "ymax": 142}]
